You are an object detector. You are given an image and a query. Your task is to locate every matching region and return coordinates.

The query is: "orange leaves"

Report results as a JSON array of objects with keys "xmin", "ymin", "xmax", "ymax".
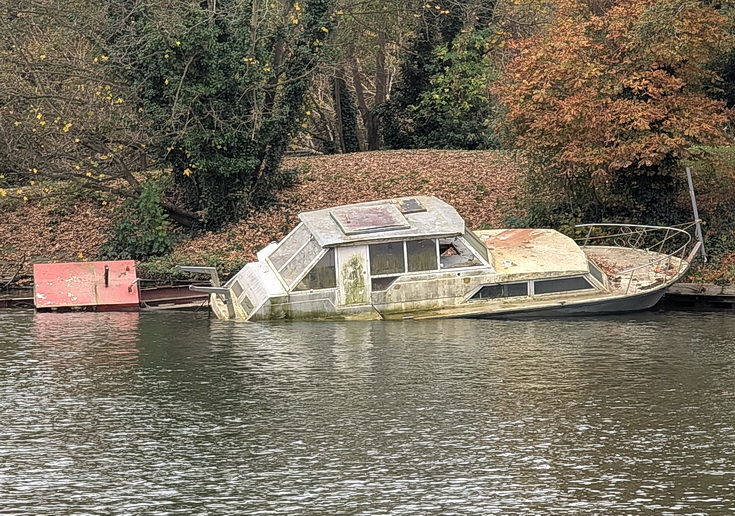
[{"xmin": 494, "ymin": 0, "xmax": 734, "ymax": 190}]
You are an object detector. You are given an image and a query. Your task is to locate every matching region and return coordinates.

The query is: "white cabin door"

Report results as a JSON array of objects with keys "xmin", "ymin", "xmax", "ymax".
[{"xmin": 336, "ymin": 247, "xmax": 371, "ymax": 306}]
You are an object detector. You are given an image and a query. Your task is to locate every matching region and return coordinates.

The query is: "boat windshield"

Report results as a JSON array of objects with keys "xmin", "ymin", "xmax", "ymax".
[
  {"xmin": 267, "ymin": 224, "xmax": 324, "ymax": 288},
  {"xmin": 588, "ymin": 260, "xmax": 606, "ymax": 286},
  {"xmin": 268, "ymin": 224, "xmax": 311, "ymax": 271},
  {"xmin": 463, "ymin": 231, "xmax": 489, "ymax": 262}
]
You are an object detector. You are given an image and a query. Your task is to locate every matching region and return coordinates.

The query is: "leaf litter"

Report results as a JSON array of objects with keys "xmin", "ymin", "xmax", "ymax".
[{"xmin": 1, "ymin": 149, "xmax": 521, "ymax": 283}]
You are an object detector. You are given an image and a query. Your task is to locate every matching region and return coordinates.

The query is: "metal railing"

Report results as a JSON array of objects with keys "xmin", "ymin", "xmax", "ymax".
[{"xmin": 575, "ymin": 223, "xmax": 696, "ymax": 295}]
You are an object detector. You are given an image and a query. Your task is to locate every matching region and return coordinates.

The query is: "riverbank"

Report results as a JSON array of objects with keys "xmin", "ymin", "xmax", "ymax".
[
  {"xmin": 1, "ymin": 149, "xmax": 521, "ymax": 286},
  {"xmin": 1, "ymin": 148, "xmax": 734, "ymax": 288}
]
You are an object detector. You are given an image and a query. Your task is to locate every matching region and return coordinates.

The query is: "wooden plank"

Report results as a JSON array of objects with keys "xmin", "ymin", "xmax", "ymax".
[{"xmin": 667, "ymin": 283, "xmax": 735, "ymax": 297}]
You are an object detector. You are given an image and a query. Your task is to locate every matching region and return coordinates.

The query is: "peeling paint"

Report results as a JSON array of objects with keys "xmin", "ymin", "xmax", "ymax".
[{"xmin": 33, "ymin": 260, "xmax": 139, "ymax": 309}]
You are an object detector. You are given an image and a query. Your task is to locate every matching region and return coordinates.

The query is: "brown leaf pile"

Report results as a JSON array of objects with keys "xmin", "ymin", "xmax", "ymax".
[
  {"xmin": 0, "ymin": 199, "xmax": 114, "ymax": 285},
  {"xmin": 1, "ymin": 149, "xmax": 522, "ymax": 283},
  {"xmin": 173, "ymin": 149, "xmax": 522, "ymax": 270}
]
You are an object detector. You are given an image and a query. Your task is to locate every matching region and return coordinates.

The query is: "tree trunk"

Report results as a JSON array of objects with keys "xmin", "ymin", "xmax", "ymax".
[
  {"xmin": 333, "ymin": 76, "xmax": 346, "ymax": 153},
  {"xmin": 160, "ymin": 200, "xmax": 201, "ymax": 228},
  {"xmin": 348, "ymin": 44, "xmax": 381, "ymax": 151},
  {"xmin": 375, "ymin": 30, "xmax": 388, "ymax": 106}
]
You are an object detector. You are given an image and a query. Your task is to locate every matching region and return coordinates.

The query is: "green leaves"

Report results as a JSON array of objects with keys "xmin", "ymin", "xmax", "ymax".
[
  {"xmin": 102, "ymin": 183, "xmax": 175, "ymax": 260},
  {"xmin": 107, "ymin": 0, "xmax": 336, "ymax": 229},
  {"xmin": 383, "ymin": 7, "xmax": 502, "ymax": 151}
]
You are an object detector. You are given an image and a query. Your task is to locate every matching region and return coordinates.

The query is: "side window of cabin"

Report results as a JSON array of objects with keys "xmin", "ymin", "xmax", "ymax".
[
  {"xmin": 369, "ymin": 240, "xmax": 438, "ymax": 291},
  {"xmin": 406, "ymin": 239, "xmax": 437, "ymax": 272},
  {"xmin": 369, "ymin": 242, "xmax": 404, "ymax": 275},
  {"xmin": 471, "ymin": 282, "xmax": 528, "ymax": 300},
  {"xmin": 370, "ymin": 238, "xmax": 480, "ymax": 277},
  {"xmin": 533, "ymin": 276, "xmax": 595, "ymax": 295},
  {"xmin": 294, "ymin": 249, "xmax": 336, "ymax": 291},
  {"xmin": 439, "ymin": 237, "xmax": 483, "ymax": 268}
]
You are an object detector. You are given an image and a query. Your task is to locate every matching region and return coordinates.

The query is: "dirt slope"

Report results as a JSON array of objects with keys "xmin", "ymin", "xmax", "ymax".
[{"xmin": 174, "ymin": 149, "xmax": 521, "ymax": 266}]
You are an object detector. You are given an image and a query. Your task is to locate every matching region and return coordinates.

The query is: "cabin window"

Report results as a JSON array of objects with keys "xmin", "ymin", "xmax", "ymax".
[
  {"xmin": 439, "ymin": 237, "xmax": 483, "ymax": 268},
  {"xmin": 407, "ymin": 239, "xmax": 438, "ymax": 272},
  {"xmin": 268, "ymin": 224, "xmax": 311, "ymax": 272},
  {"xmin": 240, "ymin": 293, "xmax": 255, "ymax": 314},
  {"xmin": 295, "ymin": 249, "xmax": 336, "ymax": 291},
  {"xmin": 533, "ymin": 276, "xmax": 595, "ymax": 295},
  {"xmin": 231, "ymin": 281, "xmax": 254, "ymax": 314},
  {"xmin": 588, "ymin": 260, "xmax": 605, "ymax": 285},
  {"xmin": 372, "ymin": 276, "xmax": 399, "ymax": 291},
  {"xmin": 471, "ymin": 282, "xmax": 528, "ymax": 300},
  {"xmin": 280, "ymin": 237, "xmax": 322, "ymax": 288},
  {"xmin": 369, "ymin": 242, "xmax": 405, "ymax": 275}
]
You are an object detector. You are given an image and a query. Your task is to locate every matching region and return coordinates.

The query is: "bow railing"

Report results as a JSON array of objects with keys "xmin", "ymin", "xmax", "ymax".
[{"xmin": 575, "ymin": 223, "xmax": 697, "ymax": 295}]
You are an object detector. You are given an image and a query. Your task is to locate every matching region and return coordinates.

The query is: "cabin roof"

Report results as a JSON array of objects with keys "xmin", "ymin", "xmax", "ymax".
[
  {"xmin": 474, "ymin": 228, "xmax": 589, "ymax": 275},
  {"xmin": 299, "ymin": 196, "xmax": 465, "ymax": 247}
]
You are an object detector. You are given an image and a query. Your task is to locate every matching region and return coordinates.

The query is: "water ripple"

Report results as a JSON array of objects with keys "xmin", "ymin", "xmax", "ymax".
[{"xmin": 0, "ymin": 310, "xmax": 734, "ymax": 514}]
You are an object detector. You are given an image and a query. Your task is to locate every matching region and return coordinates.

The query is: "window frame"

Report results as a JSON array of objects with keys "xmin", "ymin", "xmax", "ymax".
[
  {"xmin": 368, "ymin": 241, "xmax": 406, "ymax": 276},
  {"xmin": 267, "ymin": 223, "xmax": 311, "ymax": 272},
  {"xmin": 469, "ymin": 281, "xmax": 529, "ymax": 301},
  {"xmin": 293, "ymin": 248, "xmax": 337, "ymax": 292},
  {"xmin": 406, "ymin": 238, "xmax": 439, "ymax": 272},
  {"xmin": 532, "ymin": 276, "xmax": 596, "ymax": 296},
  {"xmin": 368, "ymin": 236, "xmax": 488, "ymax": 283},
  {"xmin": 278, "ymin": 237, "xmax": 323, "ymax": 289},
  {"xmin": 438, "ymin": 236, "xmax": 486, "ymax": 269}
]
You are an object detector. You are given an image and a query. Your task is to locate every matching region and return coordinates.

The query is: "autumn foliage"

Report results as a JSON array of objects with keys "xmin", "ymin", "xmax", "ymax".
[{"xmin": 493, "ymin": 0, "xmax": 734, "ymax": 219}]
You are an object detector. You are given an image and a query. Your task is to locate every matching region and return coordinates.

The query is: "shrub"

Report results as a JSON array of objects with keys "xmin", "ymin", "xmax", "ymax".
[{"xmin": 102, "ymin": 184, "xmax": 175, "ymax": 260}]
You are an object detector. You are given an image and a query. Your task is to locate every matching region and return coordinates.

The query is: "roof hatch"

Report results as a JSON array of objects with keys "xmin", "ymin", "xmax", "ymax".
[
  {"xmin": 298, "ymin": 196, "xmax": 465, "ymax": 247},
  {"xmin": 330, "ymin": 203, "xmax": 411, "ymax": 235}
]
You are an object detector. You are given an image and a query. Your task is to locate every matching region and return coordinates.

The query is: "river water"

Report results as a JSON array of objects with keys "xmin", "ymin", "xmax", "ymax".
[{"xmin": 0, "ymin": 309, "xmax": 733, "ymax": 515}]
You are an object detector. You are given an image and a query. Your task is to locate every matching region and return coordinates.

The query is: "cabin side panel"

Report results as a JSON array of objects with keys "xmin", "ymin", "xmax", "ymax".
[{"xmin": 371, "ymin": 270, "xmax": 490, "ymax": 315}]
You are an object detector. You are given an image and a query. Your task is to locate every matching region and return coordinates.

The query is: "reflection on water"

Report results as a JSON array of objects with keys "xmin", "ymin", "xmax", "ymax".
[{"xmin": 0, "ymin": 310, "xmax": 734, "ymax": 514}]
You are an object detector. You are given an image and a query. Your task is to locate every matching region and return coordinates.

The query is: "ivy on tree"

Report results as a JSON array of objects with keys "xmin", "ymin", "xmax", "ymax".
[{"xmin": 108, "ymin": 0, "xmax": 336, "ymax": 229}]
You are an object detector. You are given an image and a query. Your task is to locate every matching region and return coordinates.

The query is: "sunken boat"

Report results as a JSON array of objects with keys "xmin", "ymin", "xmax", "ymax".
[{"xmin": 178, "ymin": 196, "xmax": 698, "ymax": 321}]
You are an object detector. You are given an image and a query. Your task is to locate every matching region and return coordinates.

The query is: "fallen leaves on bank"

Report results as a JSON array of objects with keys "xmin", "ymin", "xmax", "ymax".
[
  {"xmin": 0, "ymin": 200, "xmax": 114, "ymax": 285},
  {"xmin": 1, "ymin": 149, "xmax": 522, "ymax": 283},
  {"xmin": 171, "ymin": 149, "xmax": 522, "ymax": 273}
]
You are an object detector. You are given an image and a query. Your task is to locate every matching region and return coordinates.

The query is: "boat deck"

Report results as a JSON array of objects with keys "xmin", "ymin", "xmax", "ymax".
[
  {"xmin": 583, "ymin": 246, "xmax": 687, "ymax": 296},
  {"xmin": 476, "ymin": 228, "xmax": 588, "ymax": 275}
]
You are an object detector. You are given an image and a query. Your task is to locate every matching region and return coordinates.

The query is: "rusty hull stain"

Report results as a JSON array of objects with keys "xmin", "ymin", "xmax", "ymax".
[{"xmin": 481, "ymin": 229, "xmax": 544, "ymax": 248}]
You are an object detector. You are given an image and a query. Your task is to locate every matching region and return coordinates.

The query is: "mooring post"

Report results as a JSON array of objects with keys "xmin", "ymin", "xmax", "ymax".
[{"xmin": 686, "ymin": 167, "xmax": 707, "ymax": 262}]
